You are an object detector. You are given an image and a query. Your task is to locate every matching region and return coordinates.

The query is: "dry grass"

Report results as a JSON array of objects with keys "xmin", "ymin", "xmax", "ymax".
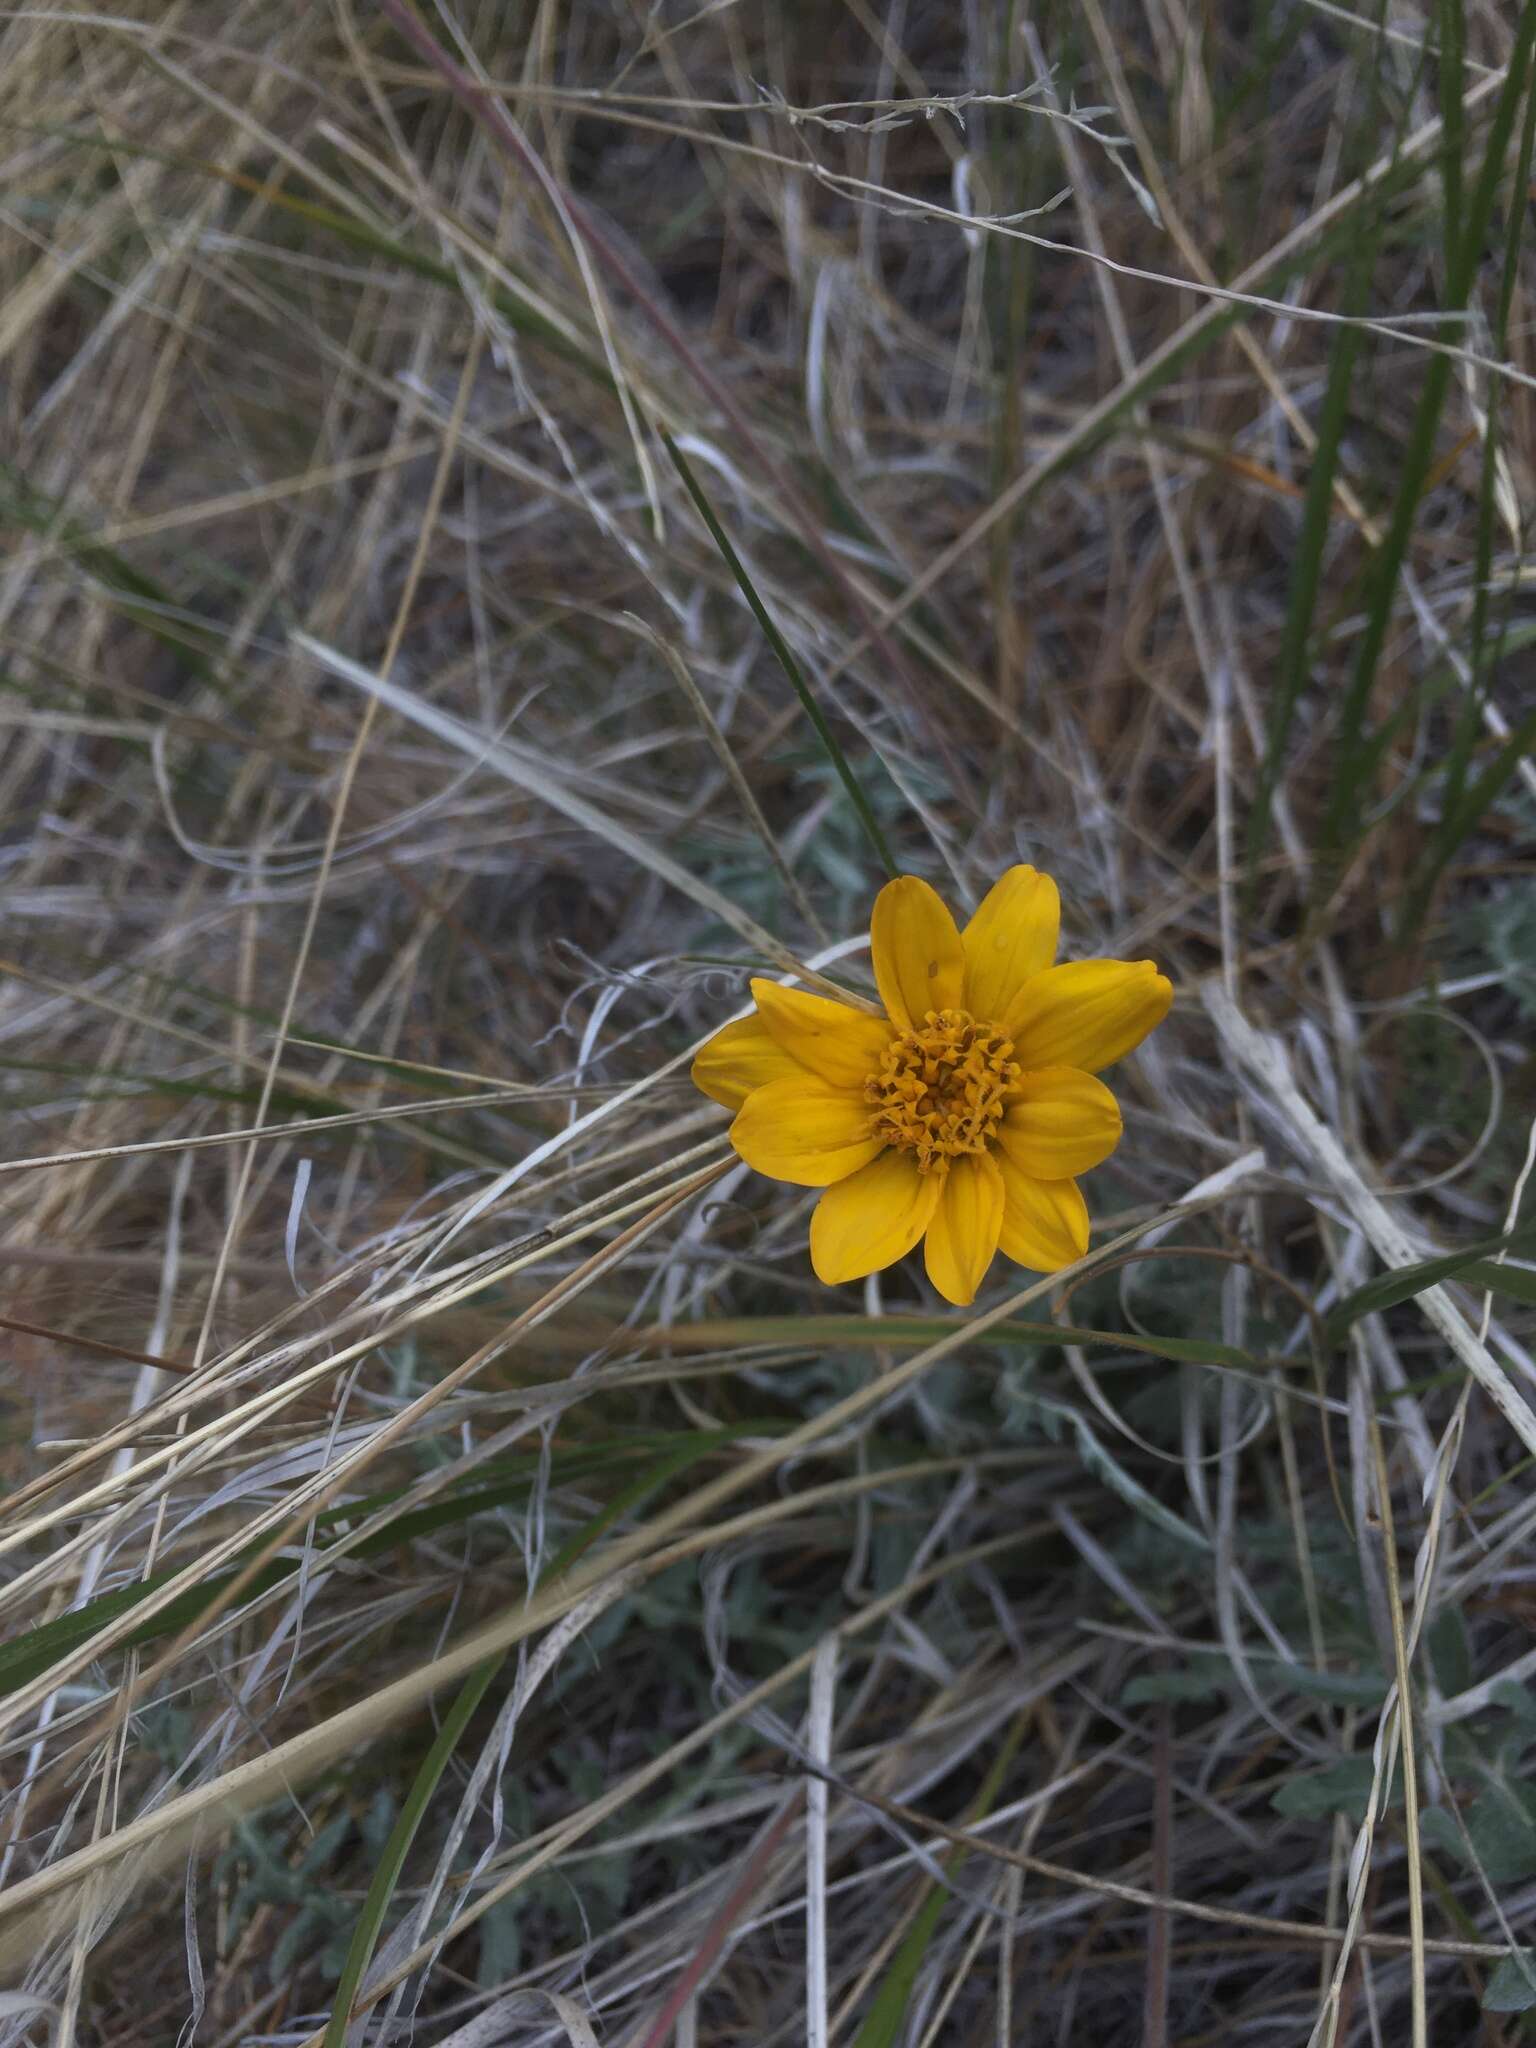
[{"xmin": 2, "ymin": 3, "xmax": 1536, "ymax": 2044}]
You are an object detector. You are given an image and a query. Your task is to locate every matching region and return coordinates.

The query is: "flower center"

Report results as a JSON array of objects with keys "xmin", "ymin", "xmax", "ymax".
[{"xmin": 865, "ymin": 1008, "xmax": 1020, "ymax": 1173}]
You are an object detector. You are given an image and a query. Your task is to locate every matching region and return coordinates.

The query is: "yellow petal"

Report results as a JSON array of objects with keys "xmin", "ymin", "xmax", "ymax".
[
  {"xmin": 750, "ymin": 977, "xmax": 891, "ymax": 1089},
  {"xmin": 692, "ymin": 1014, "xmax": 803, "ymax": 1110},
  {"xmin": 869, "ymin": 875, "xmax": 965, "ymax": 1029},
  {"xmin": 730, "ymin": 1075, "xmax": 882, "ymax": 1187},
  {"xmin": 810, "ymin": 1147, "xmax": 942, "ymax": 1284},
  {"xmin": 995, "ymin": 1153, "xmax": 1089, "ymax": 1273},
  {"xmin": 961, "ymin": 865, "xmax": 1060, "ymax": 1024},
  {"xmin": 996, "ymin": 1067, "xmax": 1122, "ymax": 1179},
  {"xmin": 1003, "ymin": 959, "xmax": 1172, "ymax": 1073},
  {"xmin": 923, "ymin": 1151, "xmax": 1004, "ymax": 1307}
]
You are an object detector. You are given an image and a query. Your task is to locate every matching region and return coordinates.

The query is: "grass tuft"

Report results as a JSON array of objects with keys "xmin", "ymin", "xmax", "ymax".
[{"xmin": 2, "ymin": 5, "xmax": 1535, "ymax": 2044}]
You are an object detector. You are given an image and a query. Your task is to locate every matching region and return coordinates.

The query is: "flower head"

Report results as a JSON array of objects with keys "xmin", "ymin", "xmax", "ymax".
[{"xmin": 693, "ymin": 868, "xmax": 1172, "ymax": 1306}]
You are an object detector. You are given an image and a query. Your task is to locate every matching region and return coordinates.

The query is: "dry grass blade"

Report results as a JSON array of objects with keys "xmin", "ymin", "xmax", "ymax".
[{"xmin": 3, "ymin": 6, "xmax": 1534, "ymax": 2043}]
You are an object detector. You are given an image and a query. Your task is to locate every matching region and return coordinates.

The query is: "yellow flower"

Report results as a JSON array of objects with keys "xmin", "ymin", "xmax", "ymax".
[{"xmin": 693, "ymin": 868, "xmax": 1172, "ymax": 1307}]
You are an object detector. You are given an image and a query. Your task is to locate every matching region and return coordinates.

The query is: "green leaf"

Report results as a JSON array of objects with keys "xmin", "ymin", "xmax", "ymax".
[
  {"xmin": 1272, "ymin": 1755, "xmax": 1383, "ymax": 1822},
  {"xmin": 1428, "ymin": 1608, "xmax": 1473, "ymax": 1697},
  {"xmin": 1489, "ymin": 1680, "xmax": 1536, "ymax": 1728},
  {"xmin": 1435, "ymin": 1780, "xmax": 1536, "ymax": 1885},
  {"xmin": 1124, "ymin": 1655, "xmax": 1386, "ymax": 1709},
  {"xmin": 999, "ymin": 1374, "xmax": 1207, "ymax": 1551},
  {"xmin": 1323, "ymin": 1222, "xmax": 1536, "ymax": 1344},
  {"xmin": 1418, "ymin": 1805, "xmax": 1464, "ymax": 1862},
  {"xmin": 1122, "ymin": 1667, "xmax": 1224, "ymax": 1705},
  {"xmin": 1483, "ymin": 1952, "xmax": 1536, "ymax": 2012},
  {"xmin": 1278, "ymin": 1664, "xmax": 1387, "ymax": 1706}
]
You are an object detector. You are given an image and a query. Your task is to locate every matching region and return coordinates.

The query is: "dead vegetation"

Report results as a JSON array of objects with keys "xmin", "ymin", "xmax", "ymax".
[{"xmin": 2, "ymin": 3, "xmax": 1536, "ymax": 2044}]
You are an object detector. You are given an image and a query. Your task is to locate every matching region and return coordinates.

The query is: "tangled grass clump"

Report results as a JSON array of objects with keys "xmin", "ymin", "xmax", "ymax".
[{"xmin": 1, "ymin": 5, "xmax": 1535, "ymax": 2045}]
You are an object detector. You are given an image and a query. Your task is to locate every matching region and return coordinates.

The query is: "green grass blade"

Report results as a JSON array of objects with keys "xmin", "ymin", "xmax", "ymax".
[
  {"xmin": 319, "ymin": 1435, "xmax": 727, "ymax": 2048},
  {"xmin": 1438, "ymin": 0, "xmax": 1466, "ymax": 273},
  {"xmin": 0, "ymin": 1054, "xmax": 352, "ymax": 1120},
  {"xmin": 1319, "ymin": 386, "xmax": 1455, "ymax": 862},
  {"xmin": 850, "ymin": 1715, "xmax": 1025, "ymax": 2048},
  {"xmin": 321, "ymin": 1652, "xmax": 503, "ymax": 2048},
  {"xmin": 1324, "ymin": 1222, "xmax": 1536, "ymax": 1343},
  {"xmin": 1403, "ymin": 701, "xmax": 1536, "ymax": 936},
  {"xmin": 849, "ymin": 1878, "xmax": 949, "ymax": 2048},
  {"xmin": 1397, "ymin": 54, "xmax": 1536, "ymax": 941},
  {"xmin": 5, "ymin": 116, "xmax": 618, "ymax": 394},
  {"xmin": 1243, "ymin": 225, "xmax": 1377, "ymax": 907},
  {"xmin": 0, "ymin": 1430, "xmax": 763, "ymax": 1698},
  {"xmin": 0, "ymin": 461, "xmax": 220, "ymax": 686},
  {"xmin": 1320, "ymin": 6, "xmax": 1536, "ymax": 867},
  {"xmin": 663, "ymin": 432, "xmax": 898, "ymax": 881},
  {"xmin": 662, "ymin": 1313, "xmax": 1266, "ymax": 1373}
]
